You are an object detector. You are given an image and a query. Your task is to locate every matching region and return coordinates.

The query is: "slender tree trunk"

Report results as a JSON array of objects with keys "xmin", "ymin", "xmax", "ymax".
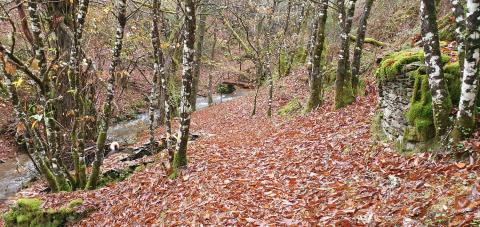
[
  {"xmin": 28, "ymin": 0, "xmax": 66, "ymax": 191},
  {"xmin": 68, "ymin": 0, "xmax": 90, "ymax": 190},
  {"xmin": 191, "ymin": 1, "xmax": 207, "ymax": 111},
  {"xmin": 455, "ymin": 0, "xmax": 480, "ymax": 138},
  {"xmin": 351, "ymin": 0, "xmax": 374, "ymax": 95},
  {"xmin": 173, "ymin": 0, "xmax": 196, "ymax": 171},
  {"xmin": 252, "ymin": 62, "xmax": 263, "ymax": 116},
  {"xmin": 149, "ymin": 0, "xmax": 162, "ymax": 153},
  {"xmin": 265, "ymin": 7, "xmax": 274, "ymax": 117},
  {"xmin": 306, "ymin": 0, "xmax": 328, "ymax": 112},
  {"xmin": 208, "ymin": 30, "xmax": 217, "ymax": 106},
  {"xmin": 335, "ymin": 0, "xmax": 357, "ymax": 109},
  {"xmin": 88, "ymin": 0, "xmax": 127, "ymax": 189},
  {"xmin": 420, "ymin": 0, "xmax": 452, "ymax": 138},
  {"xmin": 449, "ymin": 0, "xmax": 466, "ymax": 74}
]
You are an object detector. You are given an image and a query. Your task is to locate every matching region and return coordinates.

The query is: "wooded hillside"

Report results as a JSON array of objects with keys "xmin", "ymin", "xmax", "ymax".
[{"xmin": 0, "ymin": 0, "xmax": 479, "ymax": 225}]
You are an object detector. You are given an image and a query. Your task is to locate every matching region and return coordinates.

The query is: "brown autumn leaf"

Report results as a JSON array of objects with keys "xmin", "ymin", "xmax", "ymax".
[{"xmin": 456, "ymin": 162, "xmax": 467, "ymax": 169}]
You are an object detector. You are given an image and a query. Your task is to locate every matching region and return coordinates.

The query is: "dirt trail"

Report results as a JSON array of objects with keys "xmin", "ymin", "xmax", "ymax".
[{"xmin": 3, "ymin": 77, "xmax": 480, "ymax": 225}]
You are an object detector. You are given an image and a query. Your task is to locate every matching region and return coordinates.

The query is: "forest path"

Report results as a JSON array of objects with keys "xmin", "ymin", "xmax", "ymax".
[{"xmin": 14, "ymin": 77, "xmax": 479, "ymax": 225}]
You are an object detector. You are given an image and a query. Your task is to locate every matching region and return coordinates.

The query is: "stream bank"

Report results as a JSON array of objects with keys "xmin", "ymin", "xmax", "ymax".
[{"xmin": 0, "ymin": 88, "xmax": 250, "ymax": 203}]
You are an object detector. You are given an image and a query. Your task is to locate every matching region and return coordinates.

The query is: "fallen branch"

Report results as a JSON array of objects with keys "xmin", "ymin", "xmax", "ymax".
[{"xmin": 349, "ymin": 34, "xmax": 386, "ymax": 47}]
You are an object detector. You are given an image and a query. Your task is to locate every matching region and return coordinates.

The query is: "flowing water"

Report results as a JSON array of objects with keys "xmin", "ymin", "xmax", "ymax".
[
  {"xmin": 0, "ymin": 89, "xmax": 250, "ymax": 202},
  {"xmin": 0, "ymin": 154, "xmax": 36, "ymax": 203},
  {"xmin": 108, "ymin": 89, "xmax": 250, "ymax": 144}
]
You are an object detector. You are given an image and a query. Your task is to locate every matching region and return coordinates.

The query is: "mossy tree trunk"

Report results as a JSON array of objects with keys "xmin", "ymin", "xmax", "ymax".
[
  {"xmin": 420, "ymin": 0, "xmax": 452, "ymax": 138},
  {"xmin": 455, "ymin": 0, "xmax": 480, "ymax": 139},
  {"xmin": 351, "ymin": 0, "xmax": 375, "ymax": 95},
  {"xmin": 88, "ymin": 0, "xmax": 127, "ymax": 189},
  {"xmin": 28, "ymin": 0, "xmax": 67, "ymax": 192},
  {"xmin": 306, "ymin": 0, "xmax": 328, "ymax": 113},
  {"xmin": 266, "ymin": 3, "xmax": 275, "ymax": 118},
  {"xmin": 335, "ymin": 0, "xmax": 357, "ymax": 109},
  {"xmin": 208, "ymin": 30, "xmax": 217, "ymax": 107},
  {"xmin": 173, "ymin": 0, "xmax": 196, "ymax": 170},
  {"xmin": 149, "ymin": 0, "xmax": 163, "ymax": 153},
  {"xmin": 190, "ymin": 0, "xmax": 207, "ymax": 112},
  {"xmin": 68, "ymin": 0, "xmax": 90, "ymax": 190}
]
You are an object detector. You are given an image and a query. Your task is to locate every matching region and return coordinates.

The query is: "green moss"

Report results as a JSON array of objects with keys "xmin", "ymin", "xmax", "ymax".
[
  {"xmin": 68, "ymin": 199, "xmax": 83, "ymax": 209},
  {"xmin": 375, "ymin": 50, "xmax": 425, "ymax": 82},
  {"xmin": 294, "ymin": 46, "xmax": 308, "ymax": 64},
  {"xmin": 373, "ymin": 48, "xmax": 463, "ymax": 144},
  {"xmin": 97, "ymin": 168, "xmax": 134, "ymax": 187},
  {"xmin": 277, "ymin": 98, "xmax": 302, "ymax": 116},
  {"xmin": 335, "ymin": 82, "xmax": 355, "ymax": 109},
  {"xmin": 3, "ymin": 198, "xmax": 88, "ymax": 227},
  {"xmin": 17, "ymin": 198, "xmax": 43, "ymax": 211},
  {"xmin": 376, "ymin": 49, "xmax": 452, "ymax": 83}
]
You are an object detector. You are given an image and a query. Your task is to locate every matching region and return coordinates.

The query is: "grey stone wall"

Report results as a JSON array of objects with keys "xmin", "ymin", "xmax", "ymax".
[{"xmin": 378, "ymin": 73, "xmax": 413, "ymax": 143}]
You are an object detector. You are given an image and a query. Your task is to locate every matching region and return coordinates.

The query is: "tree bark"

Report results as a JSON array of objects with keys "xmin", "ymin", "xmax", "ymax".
[
  {"xmin": 455, "ymin": 0, "xmax": 480, "ymax": 138},
  {"xmin": 68, "ymin": 0, "xmax": 90, "ymax": 190},
  {"xmin": 335, "ymin": 0, "xmax": 357, "ymax": 109},
  {"xmin": 420, "ymin": 0, "xmax": 452, "ymax": 138},
  {"xmin": 88, "ymin": 0, "xmax": 127, "ymax": 189},
  {"xmin": 449, "ymin": 0, "xmax": 466, "ymax": 74},
  {"xmin": 149, "ymin": 0, "xmax": 163, "ymax": 153},
  {"xmin": 208, "ymin": 30, "xmax": 217, "ymax": 106},
  {"xmin": 351, "ymin": 0, "xmax": 374, "ymax": 95},
  {"xmin": 173, "ymin": 0, "xmax": 196, "ymax": 171},
  {"xmin": 306, "ymin": 0, "xmax": 329, "ymax": 112},
  {"xmin": 191, "ymin": 1, "xmax": 207, "ymax": 111}
]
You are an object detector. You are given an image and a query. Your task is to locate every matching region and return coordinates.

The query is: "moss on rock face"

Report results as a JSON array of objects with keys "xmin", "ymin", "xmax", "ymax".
[
  {"xmin": 278, "ymin": 98, "xmax": 302, "ymax": 116},
  {"xmin": 375, "ymin": 50, "xmax": 425, "ymax": 82},
  {"xmin": 376, "ymin": 48, "xmax": 461, "ymax": 143},
  {"xmin": 375, "ymin": 49, "xmax": 451, "ymax": 83},
  {"xmin": 3, "ymin": 198, "xmax": 86, "ymax": 227}
]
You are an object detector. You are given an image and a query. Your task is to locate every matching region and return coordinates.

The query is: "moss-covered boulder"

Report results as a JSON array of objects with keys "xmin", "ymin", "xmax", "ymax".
[
  {"xmin": 375, "ymin": 48, "xmax": 467, "ymax": 147},
  {"xmin": 3, "ymin": 198, "xmax": 87, "ymax": 227}
]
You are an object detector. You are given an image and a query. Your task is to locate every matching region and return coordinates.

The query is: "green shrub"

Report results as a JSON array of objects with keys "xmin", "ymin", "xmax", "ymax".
[{"xmin": 3, "ymin": 198, "xmax": 85, "ymax": 227}]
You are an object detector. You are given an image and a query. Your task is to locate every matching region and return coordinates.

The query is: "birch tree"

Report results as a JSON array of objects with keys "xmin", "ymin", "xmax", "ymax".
[
  {"xmin": 455, "ymin": 0, "xmax": 480, "ymax": 138},
  {"xmin": 335, "ymin": 0, "xmax": 357, "ymax": 109},
  {"xmin": 351, "ymin": 0, "xmax": 375, "ymax": 95},
  {"xmin": 449, "ymin": 0, "xmax": 466, "ymax": 73},
  {"xmin": 149, "ymin": 0, "xmax": 163, "ymax": 153},
  {"xmin": 88, "ymin": 0, "xmax": 128, "ymax": 189},
  {"xmin": 305, "ymin": 0, "xmax": 328, "ymax": 112},
  {"xmin": 191, "ymin": 0, "xmax": 208, "ymax": 111},
  {"xmin": 420, "ymin": 0, "xmax": 452, "ymax": 138},
  {"xmin": 173, "ymin": 0, "xmax": 196, "ymax": 172},
  {"xmin": 266, "ymin": 3, "xmax": 275, "ymax": 117}
]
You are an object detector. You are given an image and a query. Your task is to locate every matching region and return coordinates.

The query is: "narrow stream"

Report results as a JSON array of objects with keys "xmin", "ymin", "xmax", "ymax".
[
  {"xmin": 108, "ymin": 89, "xmax": 250, "ymax": 144},
  {"xmin": 0, "ymin": 154, "xmax": 36, "ymax": 203},
  {"xmin": 0, "ymin": 89, "xmax": 250, "ymax": 202}
]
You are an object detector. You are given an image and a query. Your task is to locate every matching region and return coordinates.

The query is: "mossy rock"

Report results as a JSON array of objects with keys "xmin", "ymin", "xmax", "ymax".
[
  {"xmin": 375, "ymin": 49, "xmax": 451, "ymax": 83},
  {"xmin": 278, "ymin": 98, "xmax": 302, "ymax": 116},
  {"xmin": 376, "ymin": 48, "xmax": 464, "ymax": 144},
  {"xmin": 3, "ymin": 198, "xmax": 86, "ymax": 227}
]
